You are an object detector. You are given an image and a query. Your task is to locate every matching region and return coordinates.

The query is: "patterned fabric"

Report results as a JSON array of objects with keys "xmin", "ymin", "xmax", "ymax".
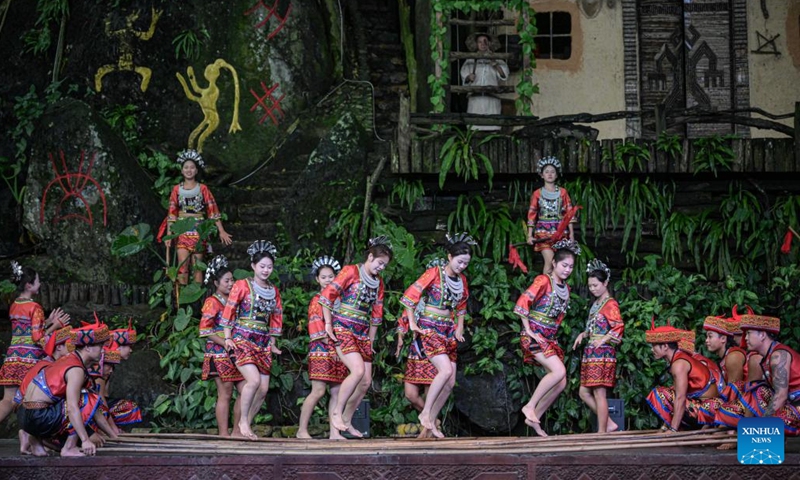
[
  {"xmin": 396, "ymin": 311, "xmax": 435, "ymax": 385},
  {"xmin": 306, "ymin": 294, "xmax": 347, "ymax": 383},
  {"xmin": 306, "ymin": 294, "xmax": 328, "ymax": 342},
  {"xmin": 335, "ymin": 327, "xmax": 373, "ymax": 363},
  {"xmin": 580, "ymin": 298, "xmax": 623, "ymax": 388},
  {"xmin": 418, "ymin": 313, "xmax": 457, "ymax": 362},
  {"xmin": 108, "ymin": 398, "xmax": 143, "ymax": 425},
  {"xmin": 319, "ymin": 265, "xmax": 385, "ymax": 327},
  {"xmin": 515, "ymin": 275, "xmax": 569, "ymax": 362},
  {"xmin": 527, "ymin": 187, "xmax": 574, "ymax": 252},
  {"xmin": 738, "ymin": 314, "xmax": 780, "ymax": 334},
  {"xmin": 200, "ymin": 294, "xmax": 243, "ymax": 382},
  {"xmin": 28, "ymin": 352, "xmax": 93, "ymax": 402},
  {"xmin": 221, "ymin": 279, "xmax": 283, "ymax": 375},
  {"xmin": 714, "ymin": 380, "xmax": 761, "ymax": 428},
  {"xmin": 17, "ymin": 390, "xmax": 102, "ymax": 439},
  {"xmin": 645, "ymin": 325, "xmax": 685, "ymax": 344},
  {"xmin": 167, "ymin": 183, "xmax": 221, "ymax": 254},
  {"xmin": 0, "ymin": 299, "xmax": 47, "ymax": 386},
  {"xmin": 646, "ymin": 385, "xmax": 724, "ymax": 428}
]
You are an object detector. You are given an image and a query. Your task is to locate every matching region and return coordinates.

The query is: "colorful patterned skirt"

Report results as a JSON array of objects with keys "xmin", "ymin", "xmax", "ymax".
[
  {"xmin": 108, "ymin": 398, "xmax": 143, "ymax": 425},
  {"xmin": 520, "ymin": 322, "xmax": 563, "ymax": 364},
  {"xmin": 533, "ymin": 219, "xmax": 560, "ymax": 252},
  {"xmin": 333, "ymin": 314, "xmax": 373, "ymax": 363},
  {"xmin": 17, "ymin": 390, "xmax": 101, "ymax": 438},
  {"xmin": 418, "ymin": 313, "xmax": 457, "ymax": 363},
  {"xmin": 715, "ymin": 382, "xmax": 800, "ymax": 435},
  {"xmin": 404, "ymin": 339, "xmax": 436, "ymax": 386},
  {"xmin": 580, "ymin": 343, "xmax": 617, "ymax": 388},
  {"xmin": 308, "ymin": 340, "xmax": 347, "ymax": 383},
  {"xmin": 715, "ymin": 380, "xmax": 758, "ymax": 428},
  {"xmin": 646, "ymin": 386, "xmax": 723, "ymax": 428},
  {"xmin": 0, "ymin": 342, "xmax": 45, "ymax": 387},
  {"xmin": 202, "ymin": 342, "xmax": 244, "ymax": 382},
  {"xmin": 232, "ymin": 329, "xmax": 273, "ymax": 376}
]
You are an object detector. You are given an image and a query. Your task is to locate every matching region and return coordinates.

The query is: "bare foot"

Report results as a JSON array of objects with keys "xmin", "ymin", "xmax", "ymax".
[
  {"xmin": 430, "ymin": 425, "xmax": 445, "ymax": 439},
  {"xmin": 19, "ymin": 430, "xmax": 31, "ymax": 455},
  {"xmin": 418, "ymin": 412, "xmax": 435, "ymax": 432},
  {"xmin": 296, "ymin": 430, "xmax": 312, "ymax": 439},
  {"xmin": 329, "ymin": 428, "xmax": 345, "ymax": 440},
  {"xmin": 521, "ymin": 405, "xmax": 540, "ymax": 424},
  {"xmin": 525, "ymin": 418, "xmax": 548, "ymax": 437},
  {"xmin": 717, "ymin": 442, "xmax": 736, "ymax": 450},
  {"xmin": 31, "ymin": 443, "xmax": 48, "ymax": 457},
  {"xmin": 60, "ymin": 447, "xmax": 85, "ymax": 457},
  {"xmin": 231, "ymin": 430, "xmax": 245, "ymax": 438},
  {"xmin": 417, "ymin": 428, "xmax": 433, "ymax": 439},
  {"xmin": 330, "ymin": 413, "xmax": 348, "ymax": 433},
  {"xmin": 606, "ymin": 418, "xmax": 619, "ymax": 433},
  {"xmin": 345, "ymin": 425, "xmax": 364, "ymax": 438},
  {"xmin": 238, "ymin": 424, "xmax": 258, "ymax": 441}
]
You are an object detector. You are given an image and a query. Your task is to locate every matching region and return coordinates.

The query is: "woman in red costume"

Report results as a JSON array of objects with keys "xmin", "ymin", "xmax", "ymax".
[
  {"xmin": 320, "ymin": 236, "xmax": 392, "ymax": 438},
  {"xmin": 201, "ymin": 255, "xmax": 244, "ymax": 437},
  {"xmin": 527, "ymin": 157, "xmax": 575, "ymax": 274},
  {"xmin": 297, "ymin": 256, "xmax": 348, "ymax": 439},
  {"xmin": 572, "ymin": 259, "xmax": 623, "ymax": 433},
  {"xmin": 166, "ymin": 149, "xmax": 233, "ymax": 285},
  {"xmin": 515, "ymin": 239, "xmax": 580, "ymax": 437},
  {"xmin": 402, "ymin": 235, "xmax": 473, "ymax": 438},
  {"xmin": 0, "ymin": 262, "xmax": 69, "ymax": 426},
  {"xmin": 221, "ymin": 241, "xmax": 283, "ymax": 440},
  {"xmin": 395, "ymin": 307, "xmax": 435, "ymax": 437}
]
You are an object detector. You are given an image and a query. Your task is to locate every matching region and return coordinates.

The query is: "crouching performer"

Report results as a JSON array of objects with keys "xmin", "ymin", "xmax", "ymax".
[{"xmin": 17, "ymin": 322, "xmax": 117, "ymax": 456}]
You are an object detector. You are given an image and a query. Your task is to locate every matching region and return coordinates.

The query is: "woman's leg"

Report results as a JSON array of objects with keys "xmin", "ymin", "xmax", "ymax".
[
  {"xmin": 330, "ymin": 350, "xmax": 365, "ymax": 433},
  {"xmin": 0, "ymin": 386, "xmax": 18, "ymax": 423},
  {"xmin": 593, "ymin": 387, "xmax": 618, "ymax": 432},
  {"xmin": 404, "ymin": 382, "xmax": 425, "ymax": 412},
  {"xmin": 248, "ymin": 374, "xmax": 270, "ymax": 425},
  {"xmin": 214, "ymin": 378, "xmax": 234, "ymax": 437},
  {"xmin": 235, "ymin": 363, "xmax": 262, "ymax": 439},
  {"xmin": 192, "ymin": 253, "xmax": 204, "ymax": 284},
  {"xmin": 297, "ymin": 380, "xmax": 328, "ymax": 438},
  {"xmin": 342, "ymin": 361, "xmax": 371, "ymax": 437},
  {"xmin": 522, "ymin": 353, "xmax": 566, "ymax": 435},
  {"xmin": 231, "ymin": 380, "xmax": 244, "ymax": 437},
  {"xmin": 579, "ymin": 385, "xmax": 597, "ymax": 412},
  {"xmin": 176, "ymin": 248, "xmax": 191, "ymax": 285},
  {"xmin": 328, "ymin": 384, "xmax": 344, "ymax": 439},
  {"xmin": 418, "ymin": 354, "xmax": 453, "ymax": 435},
  {"xmin": 425, "ymin": 360, "xmax": 457, "ymax": 437},
  {"xmin": 540, "ymin": 248, "xmax": 554, "ymax": 275}
]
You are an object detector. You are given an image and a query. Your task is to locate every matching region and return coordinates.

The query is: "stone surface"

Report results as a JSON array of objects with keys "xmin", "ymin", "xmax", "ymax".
[
  {"xmin": 453, "ymin": 364, "xmax": 522, "ymax": 434},
  {"xmin": 109, "ymin": 348, "xmax": 177, "ymax": 426}
]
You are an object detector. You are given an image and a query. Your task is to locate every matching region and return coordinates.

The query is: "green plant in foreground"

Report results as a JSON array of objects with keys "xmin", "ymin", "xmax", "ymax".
[{"xmin": 438, "ymin": 127, "xmax": 496, "ymax": 189}]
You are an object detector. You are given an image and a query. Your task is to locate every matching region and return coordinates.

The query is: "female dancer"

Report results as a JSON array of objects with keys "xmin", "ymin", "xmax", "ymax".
[
  {"xmin": 200, "ymin": 255, "xmax": 243, "ymax": 437},
  {"xmin": 515, "ymin": 239, "xmax": 580, "ymax": 436},
  {"xmin": 221, "ymin": 241, "xmax": 283, "ymax": 440},
  {"xmin": 527, "ymin": 157, "xmax": 575, "ymax": 274},
  {"xmin": 0, "ymin": 262, "xmax": 69, "ymax": 426},
  {"xmin": 320, "ymin": 236, "xmax": 393, "ymax": 437},
  {"xmin": 395, "ymin": 308, "xmax": 435, "ymax": 437},
  {"xmin": 402, "ymin": 236, "xmax": 472, "ymax": 438},
  {"xmin": 571, "ymin": 259, "xmax": 624, "ymax": 433},
  {"xmin": 297, "ymin": 256, "xmax": 348, "ymax": 439},
  {"xmin": 166, "ymin": 149, "xmax": 233, "ymax": 285}
]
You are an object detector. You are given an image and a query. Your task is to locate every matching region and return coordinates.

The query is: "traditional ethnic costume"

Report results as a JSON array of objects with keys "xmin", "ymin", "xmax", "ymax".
[
  {"xmin": 717, "ymin": 315, "xmax": 800, "ymax": 435},
  {"xmin": 703, "ymin": 315, "xmax": 747, "ymax": 402},
  {"xmin": 201, "ymin": 293, "xmax": 244, "ymax": 383},
  {"xmin": 645, "ymin": 324, "xmax": 721, "ymax": 429},
  {"xmin": 167, "ymin": 182, "xmax": 222, "ymax": 253},
  {"xmin": 397, "ymin": 310, "xmax": 436, "ymax": 386},
  {"xmin": 104, "ymin": 323, "xmax": 142, "ymax": 426},
  {"xmin": 527, "ymin": 158, "xmax": 574, "ymax": 253},
  {"xmin": 0, "ymin": 298, "xmax": 49, "ymax": 387},
  {"xmin": 16, "ymin": 323, "xmax": 109, "ymax": 441},
  {"xmin": 319, "ymin": 264, "xmax": 385, "ymax": 363},
  {"xmin": 221, "ymin": 278, "xmax": 283, "ymax": 375},
  {"xmin": 306, "ymin": 293, "xmax": 347, "ymax": 383},
  {"xmin": 400, "ymin": 260, "xmax": 469, "ymax": 363},
  {"xmin": 514, "ymin": 274, "xmax": 570, "ymax": 363},
  {"xmin": 14, "ymin": 327, "xmax": 73, "ymax": 405},
  {"xmin": 580, "ymin": 297, "xmax": 623, "ymax": 388}
]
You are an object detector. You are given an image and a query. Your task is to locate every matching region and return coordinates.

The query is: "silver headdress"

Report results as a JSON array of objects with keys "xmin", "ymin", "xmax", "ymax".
[
  {"xmin": 368, "ymin": 235, "xmax": 393, "ymax": 250},
  {"xmin": 446, "ymin": 232, "xmax": 478, "ymax": 246},
  {"xmin": 204, "ymin": 255, "xmax": 230, "ymax": 286},
  {"xmin": 311, "ymin": 255, "xmax": 342, "ymax": 276},
  {"xmin": 586, "ymin": 258, "xmax": 611, "ymax": 280},
  {"xmin": 247, "ymin": 240, "xmax": 278, "ymax": 263},
  {"xmin": 552, "ymin": 238, "xmax": 581, "ymax": 257},
  {"xmin": 537, "ymin": 156, "xmax": 562, "ymax": 175},
  {"xmin": 10, "ymin": 261, "xmax": 23, "ymax": 283},
  {"xmin": 426, "ymin": 258, "xmax": 447, "ymax": 269},
  {"xmin": 176, "ymin": 149, "xmax": 205, "ymax": 169}
]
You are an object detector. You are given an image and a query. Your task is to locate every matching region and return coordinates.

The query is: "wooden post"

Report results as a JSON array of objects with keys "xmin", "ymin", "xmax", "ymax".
[
  {"xmin": 655, "ymin": 104, "xmax": 666, "ymax": 138},
  {"xmin": 794, "ymin": 101, "xmax": 800, "ymax": 169},
  {"xmin": 397, "ymin": 94, "xmax": 411, "ymax": 173},
  {"xmin": 398, "ymin": 0, "xmax": 417, "ymax": 112}
]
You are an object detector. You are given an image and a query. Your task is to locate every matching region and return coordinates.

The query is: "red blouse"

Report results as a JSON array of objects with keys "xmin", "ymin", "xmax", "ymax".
[
  {"xmin": 167, "ymin": 184, "xmax": 222, "ymax": 222},
  {"xmin": 307, "ymin": 294, "xmax": 327, "ymax": 342},
  {"xmin": 319, "ymin": 265, "xmax": 385, "ymax": 326},
  {"xmin": 400, "ymin": 266, "xmax": 469, "ymax": 318}
]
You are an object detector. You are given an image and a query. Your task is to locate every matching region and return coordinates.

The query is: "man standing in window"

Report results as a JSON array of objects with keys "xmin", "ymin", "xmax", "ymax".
[{"xmin": 461, "ymin": 32, "xmax": 509, "ymax": 131}]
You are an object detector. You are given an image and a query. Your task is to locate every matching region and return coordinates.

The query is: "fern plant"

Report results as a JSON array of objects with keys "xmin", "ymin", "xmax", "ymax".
[{"xmin": 438, "ymin": 127, "xmax": 497, "ymax": 189}]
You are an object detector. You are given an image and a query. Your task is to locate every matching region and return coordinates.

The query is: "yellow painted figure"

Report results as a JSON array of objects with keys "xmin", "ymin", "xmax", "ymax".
[
  {"xmin": 176, "ymin": 59, "xmax": 242, "ymax": 153},
  {"xmin": 95, "ymin": 7, "xmax": 162, "ymax": 92}
]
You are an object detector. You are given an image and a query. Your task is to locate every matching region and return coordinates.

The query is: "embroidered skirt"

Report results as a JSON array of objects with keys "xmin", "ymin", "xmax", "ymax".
[
  {"xmin": 418, "ymin": 313, "xmax": 457, "ymax": 363},
  {"xmin": 202, "ymin": 342, "xmax": 244, "ymax": 382},
  {"xmin": 533, "ymin": 219, "xmax": 560, "ymax": 252},
  {"xmin": 308, "ymin": 340, "xmax": 347, "ymax": 383},
  {"xmin": 646, "ymin": 386, "xmax": 723, "ymax": 428},
  {"xmin": 580, "ymin": 344, "xmax": 617, "ymax": 388}
]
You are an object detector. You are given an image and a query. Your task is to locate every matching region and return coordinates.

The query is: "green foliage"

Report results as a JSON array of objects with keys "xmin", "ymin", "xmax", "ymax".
[
  {"xmin": 692, "ymin": 135, "xmax": 736, "ymax": 176},
  {"xmin": 101, "ymin": 104, "xmax": 141, "ymax": 149},
  {"xmin": 604, "ymin": 141, "xmax": 650, "ymax": 172},
  {"xmin": 173, "ymin": 27, "xmax": 211, "ymax": 61},
  {"xmin": 389, "ymin": 179, "xmax": 425, "ymax": 212},
  {"xmin": 438, "ymin": 127, "xmax": 496, "ymax": 189},
  {"xmin": 138, "ymin": 150, "xmax": 181, "ymax": 209},
  {"xmin": 655, "ymin": 131, "xmax": 682, "ymax": 160},
  {"xmin": 22, "ymin": 0, "xmax": 69, "ymax": 55},
  {"xmin": 446, "ymin": 195, "xmax": 523, "ymax": 263}
]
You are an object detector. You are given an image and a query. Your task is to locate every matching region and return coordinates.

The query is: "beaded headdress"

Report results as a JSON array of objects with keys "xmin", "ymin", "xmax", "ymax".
[
  {"xmin": 586, "ymin": 259, "xmax": 610, "ymax": 280},
  {"xmin": 204, "ymin": 255, "xmax": 230, "ymax": 286},
  {"xmin": 112, "ymin": 319, "xmax": 137, "ymax": 346},
  {"xmin": 368, "ymin": 235, "xmax": 393, "ymax": 250},
  {"xmin": 427, "ymin": 257, "xmax": 447, "ymax": 269},
  {"xmin": 446, "ymin": 232, "xmax": 478, "ymax": 246},
  {"xmin": 44, "ymin": 326, "xmax": 73, "ymax": 358},
  {"xmin": 677, "ymin": 329, "xmax": 696, "ymax": 354},
  {"xmin": 71, "ymin": 321, "xmax": 111, "ymax": 347},
  {"xmin": 103, "ymin": 342, "xmax": 122, "ymax": 365},
  {"xmin": 738, "ymin": 314, "xmax": 780, "ymax": 335},
  {"xmin": 311, "ymin": 255, "xmax": 342, "ymax": 276},
  {"xmin": 552, "ymin": 238, "xmax": 581, "ymax": 257},
  {"xmin": 247, "ymin": 240, "xmax": 278, "ymax": 263},
  {"xmin": 176, "ymin": 149, "xmax": 205, "ymax": 169},
  {"xmin": 537, "ymin": 156, "xmax": 562, "ymax": 175},
  {"xmin": 10, "ymin": 261, "xmax": 23, "ymax": 283},
  {"xmin": 645, "ymin": 317, "xmax": 684, "ymax": 344},
  {"xmin": 702, "ymin": 314, "xmax": 736, "ymax": 337}
]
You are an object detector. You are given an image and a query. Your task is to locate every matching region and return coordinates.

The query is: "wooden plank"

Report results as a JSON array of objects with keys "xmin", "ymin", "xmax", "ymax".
[
  {"xmin": 589, "ymin": 140, "xmax": 602, "ymax": 174},
  {"xmin": 752, "ymin": 138, "xmax": 765, "ymax": 173},
  {"xmin": 679, "ymin": 138, "xmax": 690, "ymax": 173},
  {"xmin": 542, "ymin": 138, "xmax": 554, "ymax": 160},
  {"xmin": 642, "ymin": 139, "xmax": 655, "ymax": 174},
  {"xmin": 731, "ymin": 138, "xmax": 743, "ymax": 172},
  {"xmin": 577, "ymin": 138, "xmax": 589, "ymax": 173},
  {"xmin": 742, "ymin": 136, "xmax": 753, "ymax": 172},
  {"xmin": 776, "ymin": 139, "xmax": 792, "ymax": 172},
  {"xmin": 396, "ymin": 95, "xmax": 410, "ymax": 174},
  {"xmin": 411, "ymin": 137, "xmax": 423, "ymax": 173},
  {"xmin": 764, "ymin": 138, "xmax": 775, "ymax": 172},
  {"xmin": 794, "ymin": 101, "xmax": 800, "ymax": 168}
]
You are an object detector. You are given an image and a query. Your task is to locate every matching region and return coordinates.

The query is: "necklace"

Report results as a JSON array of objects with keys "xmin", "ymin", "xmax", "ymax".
[
  {"xmin": 357, "ymin": 264, "xmax": 379, "ymax": 304},
  {"xmin": 541, "ymin": 187, "xmax": 560, "ymax": 201},
  {"xmin": 442, "ymin": 268, "xmax": 464, "ymax": 308},
  {"xmin": 252, "ymin": 280, "xmax": 277, "ymax": 314}
]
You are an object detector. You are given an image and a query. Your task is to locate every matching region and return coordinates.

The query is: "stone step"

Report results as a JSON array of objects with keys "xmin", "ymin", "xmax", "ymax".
[
  {"xmin": 226, "ymin": 221, "xmax": 281, "ymax": 239},
  {"xmin": 236, "ymin": 203, "xmax": 283, "ymax": 218}
]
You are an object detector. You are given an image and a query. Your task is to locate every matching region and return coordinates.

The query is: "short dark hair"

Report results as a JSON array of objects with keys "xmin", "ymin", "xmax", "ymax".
[
  {"xmin": 553, "ymin": 248, "xmax": 576, "ymax": 264},
  {"xmin": 446, "ymin": 242, "xmax": 472, "ymax": 257},
  {"xmin": 587, "ymin": 269, "xmax": 609, "ymax": 283},
  {"xmin": 15, "ymin": 266, "xmax": 38, "ymax": 293},
  {"xmin": 367, "ymin": 244, "xmax": 393, "ymax": 261}
]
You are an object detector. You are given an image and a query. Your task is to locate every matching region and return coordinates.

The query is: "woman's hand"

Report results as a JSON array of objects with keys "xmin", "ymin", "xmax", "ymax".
[
  {"xmin": 455, "ymin": 325, "xmax": 465, "ymax": 342},
  {"xmin": 590, "ymin": 337, "xmax": 605, "ymax": 349},
  {"xmin": 571, "ymin": 332, "xmax": 585, "ymax": 351},
  {"xmin": 47, "ymin": 308, "xmax": 70, "ymax": 328},
  {"xmin": 526, "ymin": 233, "xmax": 534, "ymax": 245},
  {"xmin": 219, "ymin": 229, "xmax": 233, "ymax": 246},
  {"xmin": 325, "ymin": 323, "xmax": 338, "ymax": 343},
  {"xmin": 224, "ymin": 338, "xmax": 235, "ymax": 353},
  {"xmin": 395, "ymin": 334, "xmax": 404, "ymax": 358}
]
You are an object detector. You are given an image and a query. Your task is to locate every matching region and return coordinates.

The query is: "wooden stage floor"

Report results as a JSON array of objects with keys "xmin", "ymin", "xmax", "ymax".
[{"xmin": 0, "ymin": 429, "xmax": 798, "ymax": 479}]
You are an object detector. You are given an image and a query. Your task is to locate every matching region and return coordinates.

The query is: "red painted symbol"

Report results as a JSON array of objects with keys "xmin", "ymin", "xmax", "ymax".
[
  {"xmin": 244, "ymin": 0, "xmax": 292, "ymax": 40},
  {"xmin": 40, "ymin": 150, "xmax": 108, "ymax": 227},
  {"xmin": 249, "ymin": 82, "xmax": 286, "ymax": 126}
]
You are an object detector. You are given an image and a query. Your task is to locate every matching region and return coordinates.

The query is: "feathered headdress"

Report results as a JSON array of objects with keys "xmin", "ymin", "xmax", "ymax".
[
  {"xmin": 446, "ymin": 232, "xmax": 478, "ymax": 246},
  {"xmin": 311, "ymin": 255, "xmax": 342, "ymax": 276},
  {"xmin": 552, "ymin": 238, "xmax": 581, "ymax": 257},
  {"xmin": 10, "ymin": 261, "xmax": 23, "ymax": 283},
  {"xmin": 247, "ymin": 240, "xmax": 278, "ymax": 263},
  {"xmin": 586, "ymin": 259, "xmax": 610, "ymax": 279},
  {"xmin": 537, "ymin": 156, "xmax": 562, "ymax": 175},
  {"xmin": 204, "ymin": 255, "xmax": 230, "ymax": 285},
  {"xmin": 176, "ymin": 149, "xmax": 205, "ymax": 169},
  {"xmin": 368, "ymin": 235, "xmax": 393, "ymax": 250}
]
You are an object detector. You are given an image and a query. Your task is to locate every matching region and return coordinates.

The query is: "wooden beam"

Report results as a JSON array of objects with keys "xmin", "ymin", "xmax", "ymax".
[
  {"xmin": 447, "ymin": 18, "xmax": 516, "ymax": 26},
  {"xmin": 449, "ymin": 52, "xmax": 515, "ymax": 61},
  {"xmin": 448, "ymin": 85, "xmax": 517, "ymax": 94}
]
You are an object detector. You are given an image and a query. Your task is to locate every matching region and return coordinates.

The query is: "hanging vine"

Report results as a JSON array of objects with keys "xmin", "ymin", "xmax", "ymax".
[{"xmin": 429, "ymin": 0, "xmax": 538, "ymax": 115}]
